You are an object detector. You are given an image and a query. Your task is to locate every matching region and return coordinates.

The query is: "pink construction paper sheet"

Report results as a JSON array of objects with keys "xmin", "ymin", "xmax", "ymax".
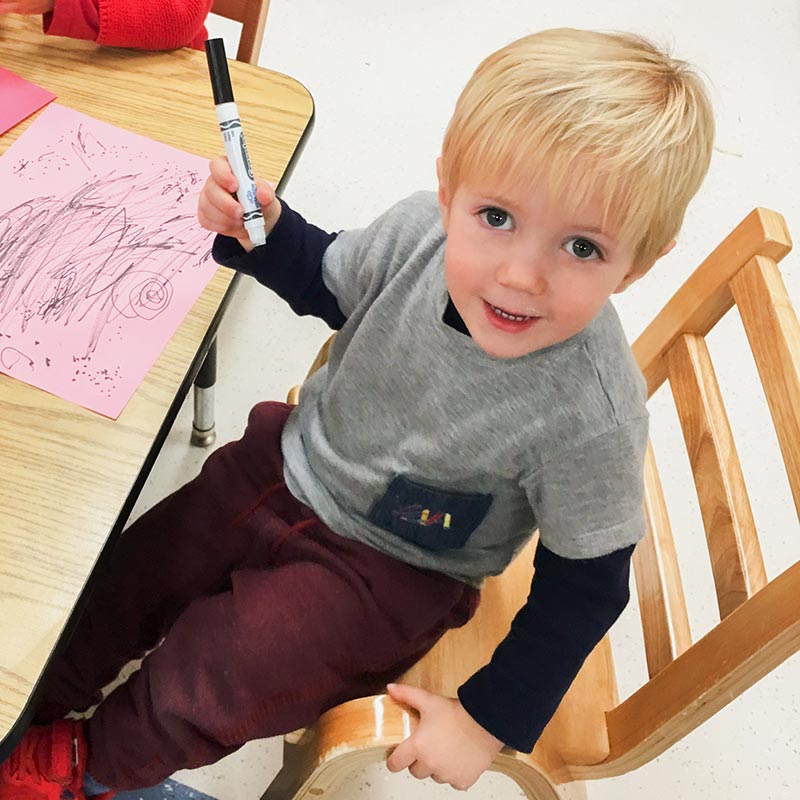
[
  {"xmin": 0, "ymin": 66, "xmax": 56, "ymax": 135},
  {"xmin": 0, "ymin": 104, "xmax": 218, "ymax": 418}
]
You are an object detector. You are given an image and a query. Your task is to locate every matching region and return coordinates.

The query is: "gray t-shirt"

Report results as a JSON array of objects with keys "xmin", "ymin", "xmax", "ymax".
[{"xmin": 282, "ymin": 192, "xmax": 648, "ymax": 584}]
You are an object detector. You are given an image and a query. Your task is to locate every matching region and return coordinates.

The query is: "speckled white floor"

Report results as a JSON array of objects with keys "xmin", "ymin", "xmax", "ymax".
[{"xmin": 127, "ymin": 1, "xmax": 800, "ymax": 798}]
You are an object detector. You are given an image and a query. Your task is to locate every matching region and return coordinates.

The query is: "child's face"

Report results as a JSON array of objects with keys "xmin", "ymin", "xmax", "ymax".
[{"xmin": 437, "ymin": 167, "xmax": 652, "ymax": 360}]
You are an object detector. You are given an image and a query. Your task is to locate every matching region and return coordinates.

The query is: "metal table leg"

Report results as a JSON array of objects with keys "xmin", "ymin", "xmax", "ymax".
[{"xmin": 191, "ymin": 338, "xmax": 217, "ymax": 447}]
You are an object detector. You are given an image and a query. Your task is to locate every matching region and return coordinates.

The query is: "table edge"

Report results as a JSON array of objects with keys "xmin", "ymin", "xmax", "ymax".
[{"xmin": 0, "ymin": 80, "xmax": 316, "ymax": 763}]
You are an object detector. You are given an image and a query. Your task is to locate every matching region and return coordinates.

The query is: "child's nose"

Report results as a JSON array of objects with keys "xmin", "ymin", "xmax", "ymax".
[{"xmin": 496, "ymin": 254, "xmax": 548, "ymax": 295}]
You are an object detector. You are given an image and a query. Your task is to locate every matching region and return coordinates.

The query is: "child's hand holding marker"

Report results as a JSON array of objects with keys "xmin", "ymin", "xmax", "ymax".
[
  {"xmin": 203, "ymin": 37, "xmax": 271, "ymax": 251},
  {"xmin": 198, "ymin": 156, "xmax": 281, "ymax": 252}
]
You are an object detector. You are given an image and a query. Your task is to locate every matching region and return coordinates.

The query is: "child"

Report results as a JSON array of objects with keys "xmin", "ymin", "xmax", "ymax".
[
  {"xmin": 0, "ymin": 0, "xmax": 213, "ymax": 50},
  {"xmin": 0, "ymin": 27, "xmax": 714, "ymax": 798}
]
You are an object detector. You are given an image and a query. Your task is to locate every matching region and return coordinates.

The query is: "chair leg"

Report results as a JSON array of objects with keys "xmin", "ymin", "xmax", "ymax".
[{"xmin": 190, "ymin": 338, "xmax": 217, "ymax": 447}]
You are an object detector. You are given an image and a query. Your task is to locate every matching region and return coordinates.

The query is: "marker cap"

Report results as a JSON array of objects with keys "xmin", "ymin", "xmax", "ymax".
[
  {"xmin": 205, "ymin": 38, "xmax": 234, "ymax": 105},
  {"xmin": 245, "ymin": 218, "xmax": 267, "ymax": 247}
]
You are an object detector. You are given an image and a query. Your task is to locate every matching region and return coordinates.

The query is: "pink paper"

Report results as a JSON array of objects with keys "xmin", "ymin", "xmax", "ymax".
[
  {"xmin": 0, "ymin": 66, "xmax": 56, "ymax": 135},
  {"xmin": 0, "ymin": 104, "xmax": 219, "ymax": 418}
]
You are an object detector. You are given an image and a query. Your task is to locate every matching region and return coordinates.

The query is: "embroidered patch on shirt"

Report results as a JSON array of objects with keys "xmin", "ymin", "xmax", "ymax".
[{"xmin": 368, "ymin": 474, "xmax": 492, "ymax": 551}]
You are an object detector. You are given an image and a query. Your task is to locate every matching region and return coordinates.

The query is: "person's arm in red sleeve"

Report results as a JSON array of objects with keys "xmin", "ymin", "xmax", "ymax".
[
  {"xmin": 42, "ymin": 0, "xmax": 100, "ymax": 43},
  {"xmin": 25, "ymin": 0, "xmax": 212, "ymax": 50},
  {"xmin": 95, "ymin": 0, "xmax": 214, "ymax": 50},
  {"xmin": 0, "ymin": 0, "xmax": 97, "ymax": 41}
]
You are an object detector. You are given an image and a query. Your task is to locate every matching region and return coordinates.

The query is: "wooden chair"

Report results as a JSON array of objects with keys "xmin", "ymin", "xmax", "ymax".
[
  {"xmin": 210, "ymin": 0, "xmax": 271, "ymax": 65},
  {"xmin": 191, "ymin": 0, "xmax": 271, "ymax": 446},
  {"xmin": 262, "ymin": 207, "xmax": 798, "ymax": 799}
]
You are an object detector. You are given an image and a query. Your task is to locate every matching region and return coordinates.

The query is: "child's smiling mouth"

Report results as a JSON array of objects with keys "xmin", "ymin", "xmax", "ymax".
[{"xmin": 484, "ymin": 301, "xmax": 541, "ymax": 333}]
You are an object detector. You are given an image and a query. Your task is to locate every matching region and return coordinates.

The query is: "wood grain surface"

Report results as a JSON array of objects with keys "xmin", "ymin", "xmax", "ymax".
[{"xmin": 0, "ymin": 14, "xmax": 313, "ymax": 742}]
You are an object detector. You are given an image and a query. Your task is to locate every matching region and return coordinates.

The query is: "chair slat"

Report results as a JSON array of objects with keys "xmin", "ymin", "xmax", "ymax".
[
  {"xmin": 211, "ymin": 0, "xmax": 270, "ymax": 64},
  {"xmin": 212, "ymin": 0, "xmax": 249, "ymax": 16},
  {"xmin": 236, "ymin": 2, "xmax": 269, "ymax": 65},
  {"xmin": 633, "ymin": 440, "xmax": 692, "ymax": 677},
  {"xmin": 731, "ymin": 255, "xmax": 800, "ymax": 520},
  {"xmin": 666, "ymin": 334, "xmax": 767, "ymax": 618},
  {"xmin": 633, "ymin": 208, "xmax": 791, "ymax": 397},
  {"xmin": 570, "ymin": 558, "xmax": 800, "ymax": 779}
]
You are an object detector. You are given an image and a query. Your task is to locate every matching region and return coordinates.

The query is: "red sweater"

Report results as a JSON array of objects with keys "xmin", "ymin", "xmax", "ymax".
[{"xmin": 43, "ymin": 0, "xmax": 214, "ymax": 50}]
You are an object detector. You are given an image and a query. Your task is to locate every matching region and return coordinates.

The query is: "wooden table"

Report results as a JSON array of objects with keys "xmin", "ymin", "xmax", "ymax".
[{"xmin": 0, "ymin": 15, "xmax": 314, "ymax": 759}]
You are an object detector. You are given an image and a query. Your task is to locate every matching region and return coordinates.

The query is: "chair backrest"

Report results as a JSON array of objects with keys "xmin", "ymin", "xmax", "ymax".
[
  {"xmin": 284, "ymin": 207, "xmax": 798, "ymax": 785},
  {"xmin": 583, "ymin": 206, "xmax": 799, "ymax": 776},
  {"xmin": 211, "ymin": 0, "xmax": 270, "ymax": 64}
]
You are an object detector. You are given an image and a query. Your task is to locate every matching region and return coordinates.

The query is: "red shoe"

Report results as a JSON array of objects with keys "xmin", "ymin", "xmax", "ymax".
[{"xmin": 0, "ymin": 720, "xmax": 89, "ymax": 800}]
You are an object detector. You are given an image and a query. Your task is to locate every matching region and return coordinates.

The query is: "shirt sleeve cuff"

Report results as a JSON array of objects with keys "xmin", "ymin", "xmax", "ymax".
[
  {"xmin": 458, "ymin": 662, "xmax": 564, "ymax": 753},
  {"xmin": 211, "ymin": 199, "xmax": 345, "ymax": 328},
  {"xmin": 211, "ymin": 233, "xmax": 252, "ymax": 269},
  {"xmin": 211, "ymin": 198, "xmax": 296, "ymax": 276}
]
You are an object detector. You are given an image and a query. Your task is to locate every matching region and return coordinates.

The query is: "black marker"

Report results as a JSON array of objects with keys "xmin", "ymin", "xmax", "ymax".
[{"xmin": 205, "ymin": 38, "xmax": 267, "ymax": 246}]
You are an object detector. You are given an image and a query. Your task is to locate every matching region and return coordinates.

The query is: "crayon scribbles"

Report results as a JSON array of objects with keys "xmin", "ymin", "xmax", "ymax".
[{"xmin": 0, "ymin": 104, "xmax": 218, "ymax": 418}]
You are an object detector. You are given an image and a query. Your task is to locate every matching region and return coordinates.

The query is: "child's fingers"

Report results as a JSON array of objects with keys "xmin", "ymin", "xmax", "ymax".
[
  {"xmin": 208, "ymin": 156, "xmax": 239, "ymax": 194},
  {"xmin": 197, "ymin": 203, "xmax": 243, "ymax": 239},
  {"xmin": 200, "ymin": 157, "xmax": 276, "ymax": 241},
  {"xmin": 203, "ymin": 175, "xmax": 244, "ymax": 219},
  {"xmin": 198, "ymin": 176, "xmax": 245, "ymax": 237},
  {"xmin": 255, "ymin": 179, "xmax": 275, "ymax": 207},
  {"xmin": 197, "ymin": 206, "xmax": 240, "ymax": 237},
  {"xmin": 198, "ymin": 189, "xmax": 241, "ymax": 230}
]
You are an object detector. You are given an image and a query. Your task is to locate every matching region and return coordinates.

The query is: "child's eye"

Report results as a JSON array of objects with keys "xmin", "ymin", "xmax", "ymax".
[
  {"xmin": 478, "ymin": 207, "xmax": 513, "ymax": 230},
  {"xmin": 564, "ymin": 237, "xmax": 602, "ymax": 260}
]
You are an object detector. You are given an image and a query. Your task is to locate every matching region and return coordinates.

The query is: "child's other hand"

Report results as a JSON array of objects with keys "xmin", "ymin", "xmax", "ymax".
[
  {"xmin": 197, "ymin": 156, "xmax": 281, "ymax": 252},
  {"xmin": 0, "ymin": 0, "xmax": 54, "ymax": 13},
  {"xmin": 385, "ymin": 683, "xmax": 504, "ymax": 790}
]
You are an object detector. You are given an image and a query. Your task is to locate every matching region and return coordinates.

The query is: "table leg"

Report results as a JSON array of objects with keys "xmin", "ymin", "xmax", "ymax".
[{"xmin": 191, "ymin": 339, "xmax": 217, "ymax": 447}]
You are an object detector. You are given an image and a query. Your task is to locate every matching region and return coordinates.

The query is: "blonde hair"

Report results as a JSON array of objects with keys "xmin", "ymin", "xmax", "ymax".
[{"xmin": 440, "ymin": 29, "xmax": 715, "ymax": 269}]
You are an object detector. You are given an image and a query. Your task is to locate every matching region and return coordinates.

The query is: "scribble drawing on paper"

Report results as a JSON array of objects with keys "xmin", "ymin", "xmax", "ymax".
[{"xmin": 0, "ymin": 105, "xmax": 217, "ymax": 417}]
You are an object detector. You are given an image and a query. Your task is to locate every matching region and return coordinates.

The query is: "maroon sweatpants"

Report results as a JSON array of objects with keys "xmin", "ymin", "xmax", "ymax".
[{"xmin": 36, "ymin": 402, "xmax": 478, "ymax": 790}]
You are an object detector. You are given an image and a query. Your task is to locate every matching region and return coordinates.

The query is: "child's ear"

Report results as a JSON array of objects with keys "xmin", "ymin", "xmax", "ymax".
[
  {"xmin": 613, "ymin": 238, "xmax": 677, "ymax": 293},
  {"xmin": 613, "ymin": 272, "xmax": 640, "ymax": 293},
  {"xmin": 436, "ymin": 157, "xmax": 451, "ymax": 231},
  {"xmin": 659, "ymin": 238, "xmax": 677, "ymax": 258}
]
